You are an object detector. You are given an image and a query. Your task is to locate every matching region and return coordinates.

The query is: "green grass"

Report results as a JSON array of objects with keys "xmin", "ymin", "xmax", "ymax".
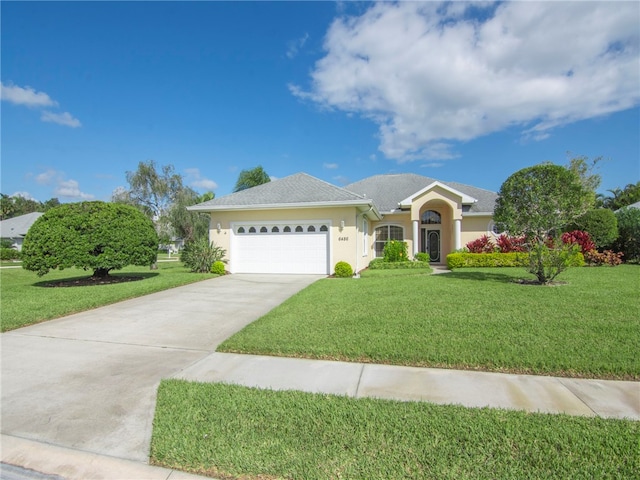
[
  {"xmin": 219, "ymin": 266, "xmax": 640, "ymax": 379},
  {"xmin": 0, "ymin": 262, "xmax": 214, "ymax": 331},
  {"xmin": 151, "ymin": 380, "xmax": 639, "ymax": 480}
]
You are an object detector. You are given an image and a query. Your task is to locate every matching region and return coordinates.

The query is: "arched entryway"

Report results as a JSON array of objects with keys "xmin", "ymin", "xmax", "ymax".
[{"xmin": 420, "ymin": 210, "xmax": 442, "ymax": 262}]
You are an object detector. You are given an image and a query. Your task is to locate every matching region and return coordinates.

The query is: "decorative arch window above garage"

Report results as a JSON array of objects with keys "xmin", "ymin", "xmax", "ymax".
[{"xmin": 234, "ymin": 223, "xmax": 330, "ymax": 235}]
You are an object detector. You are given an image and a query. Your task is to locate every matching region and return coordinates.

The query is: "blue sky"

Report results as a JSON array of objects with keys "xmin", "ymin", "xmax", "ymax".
[{"xmin": 2, "ymin": 1, "xmax": 639, "ymax": 203}]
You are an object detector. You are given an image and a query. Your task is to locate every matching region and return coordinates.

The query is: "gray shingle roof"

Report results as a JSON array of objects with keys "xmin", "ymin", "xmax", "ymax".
[
  {"xmin": 189, "ymin": 172, "xmax": 497, "ymax": 216},
  {"xmin": 344, "ymin": 173, "xmax": 497, "ymax": 214},
  {"xmin": 0, "ymin": 212, "xmax": 44, "ymax": 238},
  {"xmin": 189, "ymin": 172, "xmax": 369, "ymax": 210}
]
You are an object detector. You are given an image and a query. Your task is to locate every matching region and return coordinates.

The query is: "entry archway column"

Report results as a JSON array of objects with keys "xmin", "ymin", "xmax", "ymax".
[
  {"xmin": 412, "ymin": 220, "xmax": 419, "ymax": 257},
  {"xmin": 454, "ymin": 218, "xmax": 461, "ymax": 250}
]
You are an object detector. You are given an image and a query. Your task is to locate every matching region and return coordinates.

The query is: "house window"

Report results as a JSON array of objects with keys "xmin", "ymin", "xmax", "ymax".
[
  {"xmin": 237, "ymin": 227, "xmax": 245, "ymax": 234},
  {"xmin": 284, "ymin": 226, "xmax": 291, "ymax": 233},
  {"xmin": 260, "ymin": 226, "xmax": 268, "ymax": 233},
  {"xmin": 272, "ymin": 226, "xmax": 280, "ymax": 233},
  {"xmin": 422, "ymin": 210, "xmax": 441, "ymax": 224},
  {"xmin": 308, "ymin": 225, "xmax": 316, "ymax": 232},
  {"xmin": 249, "ymin": 227, "xmax": 256, "ymax": 233},
  {"xmin": 320, "ymin": 225, "xmax": 328, "ymax": 232},
  {"xmin": 295, "ymin": 226, "xmax": 304, "ymax": 232},
  {"xmin": 374, "ymin": 225, "xmax": 404, "ymax": 257}
]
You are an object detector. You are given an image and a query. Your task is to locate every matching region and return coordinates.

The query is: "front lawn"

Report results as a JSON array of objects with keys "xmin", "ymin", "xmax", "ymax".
[
  {"xmin": 218, "ymin": 266, "xmax": 640, "ymax": 379},
  {"xmin": 0, "ymin": 262, "xmax": 214, "ymax": 332},
  {"xmin": 150, "ymin": 380, "xmax": 639, "ymax": 480}
]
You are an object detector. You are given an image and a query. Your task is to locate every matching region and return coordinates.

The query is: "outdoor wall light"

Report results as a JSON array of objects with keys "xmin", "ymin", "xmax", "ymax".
[
  {"xmin": 340, "ymin": 220, "xmax": 345, "ymax": 231},
  {"xmin": 216, "ymin": 222, "xmax": 221, "ymax": 233}
]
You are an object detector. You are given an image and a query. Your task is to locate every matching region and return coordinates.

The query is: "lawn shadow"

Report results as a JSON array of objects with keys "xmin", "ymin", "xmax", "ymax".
[
  {"xmin": 442, "ymin": 270, "xmax": 526, "ymax": 284},
  {"xmin": 34, "ymin": 271, "xmax": 159, "ymax": 288}
]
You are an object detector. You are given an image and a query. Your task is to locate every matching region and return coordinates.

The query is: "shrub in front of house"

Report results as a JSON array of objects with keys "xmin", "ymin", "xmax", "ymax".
[
  {"xmin": 181, "ymin": 238, "xmax": 227, "ymax": 273},
  {"xmin": 584, "ymin": 250, "xmax": 624, "ymax": 266},
  {"xmin": 368, "ymin": 258, "xmax": 431, "ymax": 270},
  {"xmin": 496, "ymin": 234, "xmax": 526, "ymax": 253},
  {"xmin": 0, "ymin": 248, "xmax": 21, "ymax": 261},
  {"xmin": 334, "ymin": 261, "xmax": 353, "ymax": 278},
  {"xmin": 414, "ymin": 252, "xmax": 429, "ymax": 262},
  {"xmin": 210, "ymin": 260, "xmax": 226, "ymax": 275},
  {"xmin": 446, "ymin": 252, "xmax": 530, "ymax": 269},
  {"xmin": 383, "ymin": 240, "xmax": 408, "ymax": 262},
  {"xmin": 466, "ymin": 235, "xmax": 495, "ymax": 253}
]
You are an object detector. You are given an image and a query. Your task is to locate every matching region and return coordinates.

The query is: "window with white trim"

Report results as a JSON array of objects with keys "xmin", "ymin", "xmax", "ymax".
[{"xmin": 374, "ymin": 225, "xmax": 404, "ymax": 257}]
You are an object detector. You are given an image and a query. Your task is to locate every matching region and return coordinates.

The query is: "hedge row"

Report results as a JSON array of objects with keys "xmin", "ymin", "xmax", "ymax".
[
  {"xmin": 368, "ymin": 259, "xmax": 432, "ymax": 270},
  {"xmin": 446, "ymin": 252, "xmax": 529, "ymax": 269},
  {"xmin": 0, "ymin": 248, "xmax": 21, "ymax": 261}
]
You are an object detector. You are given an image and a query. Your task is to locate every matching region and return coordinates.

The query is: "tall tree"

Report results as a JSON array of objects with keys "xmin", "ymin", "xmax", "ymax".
[
  {"xmin": 494, "ymin": 163, "xmax": 590, "ymax": 284},
  {"xmin": 233, "ymin": 165, "xmax": 270, "ymax": 192},
  {"xmin": 566, "ymin": 155, "xmax": 602, "ymax": 211},
  {"xmin": 168, "ymin": 188, "xmax": 213, "ymax": 243}
]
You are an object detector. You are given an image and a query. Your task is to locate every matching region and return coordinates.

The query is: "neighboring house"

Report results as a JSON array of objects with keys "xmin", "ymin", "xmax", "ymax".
[
  {"xmin": 188, "ymin": 173, "xmax": 498, "ymax": 275},
  {"xmin": 618, "ymin": 201, "xmax": 640, "ymax": 211},
  {"xmin": 0, "ymin": 212, "xmax": 44, "ymax": 251}
]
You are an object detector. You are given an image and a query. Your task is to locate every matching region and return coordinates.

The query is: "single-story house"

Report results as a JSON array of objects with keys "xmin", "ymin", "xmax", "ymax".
[
  {"xmin": 188, "ymin": 172, "xmax": 498, "ymax": 275},
  {"xmin": 0, "ymin": 212, "xmax": 44, "ymax": 251}
]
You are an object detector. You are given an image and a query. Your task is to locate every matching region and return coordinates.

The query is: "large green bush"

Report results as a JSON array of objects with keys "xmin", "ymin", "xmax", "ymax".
[
  {"xmin": 568, "ymin": 209, "xmax": 618, "ymax": 248},
  {"xmin": 180, "ymin": 237, "xmax": 226, "ymax": 273},
  {"xmin": 612, "ymin": 207, "xmax": 640, "ymax": 262},
  {"xmin": 22, "ymin": 201, "xmax": 158, "ymax": 277}
]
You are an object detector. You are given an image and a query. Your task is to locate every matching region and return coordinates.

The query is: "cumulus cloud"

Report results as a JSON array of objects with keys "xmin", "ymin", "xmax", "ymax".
[
  {"xmin": 41, "ymin": 111, "xmax": 82, "ymax": 128},
  {"xmin": 0, "ymin": 82, "xmax": 58, "ymax": 108},
  {"xmin": 291, "ymin": 2, "xmax": 640, "ymax": 161},
  {"xmin": 185, "ymin": 168, "xmax": 218, "ymax": 191},
  {"xmin": 11, "ymin": 191, "xmax": 38, "ymax": 201},
  {"xmin": 32, "ymin": 168, "xmax": 94, "ymax": 200},
  {"xmin": 54, "ymin": 179, "xmax": 94, "ymax": 200},
  {"xmin": 286, "ymin": 32, "xmax": 310, "ymax": 59},
  {"xmin": 1, "ymin": 81, "xmax": 81, "ymax": 127},
  {"xmin": 323, "ymin": 162, "xmax": 339, "ymax": 169}
]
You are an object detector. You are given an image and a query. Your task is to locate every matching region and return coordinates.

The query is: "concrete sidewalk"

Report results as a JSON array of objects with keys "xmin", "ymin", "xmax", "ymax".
[{"xmin": 176, "ymin": 352, "xmax": 640, "ymax": 420}]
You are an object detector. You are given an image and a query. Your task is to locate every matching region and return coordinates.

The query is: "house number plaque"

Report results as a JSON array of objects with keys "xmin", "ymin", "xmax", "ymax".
[{"xmin": 338, "ymin": 237, "xmax": 349, "ymax": 241}]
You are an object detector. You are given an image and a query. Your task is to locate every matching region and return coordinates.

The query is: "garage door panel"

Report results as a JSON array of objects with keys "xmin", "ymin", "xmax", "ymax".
[{"xmin": 233, "ymin": 232, "xmax": 329, "ymax": 274}]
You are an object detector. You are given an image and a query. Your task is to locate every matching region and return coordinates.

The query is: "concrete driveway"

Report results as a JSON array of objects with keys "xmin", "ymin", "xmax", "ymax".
[{"xmin": 1, "ymin": 274, "xmax": 323, "ymax": 463}]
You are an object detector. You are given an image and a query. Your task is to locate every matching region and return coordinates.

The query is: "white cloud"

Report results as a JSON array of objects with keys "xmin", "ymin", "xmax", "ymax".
[
  {"xmin": 11, "ymin": 191, "xmax": 37, "ymax": 201},
  {"xmin": 286, "ymin": 32, "xmax": 310, "ymax": 59},
  {"xmin": 41, "ymin": 111, "xmax": 82, "ymax": 128},
  {"xmin": 35, "ymin": 169, "xmax": 58, "ymax": 185},
  {"xmin": 421, "ymin": 162, "xmax": 445, "ymax": 169},
  {"xmin": 185, "ymin": 168, "xmax": 218, "ymax": 191},
  {"xmin": 54, "ymin": 179, "xmax": 94, "ymax": 200},
  {"xmin": 292, "ymin": 2, "xmax": 640, "ymax": 162},
  {"xmin": 323, "ymin": 162, "xmax": 339, "ymax": 169},
  {"xmin": 1, "ymin": 81, "xmax": 81, "ymax": 128},
  {"xmin": 0, "ymin": 82, "xmax": 58, "ymax": 108}
]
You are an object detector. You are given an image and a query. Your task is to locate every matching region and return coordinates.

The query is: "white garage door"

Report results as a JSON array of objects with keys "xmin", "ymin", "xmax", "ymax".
[{"xmin": 231, "ymin": 222, "xmax": 330, "ymax": 274}]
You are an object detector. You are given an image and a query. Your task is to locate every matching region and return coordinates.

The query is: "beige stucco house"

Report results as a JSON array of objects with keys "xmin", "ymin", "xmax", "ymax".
[{"xmin": 188, "ymin": 172, "xmax": 498, "ymax": 275}]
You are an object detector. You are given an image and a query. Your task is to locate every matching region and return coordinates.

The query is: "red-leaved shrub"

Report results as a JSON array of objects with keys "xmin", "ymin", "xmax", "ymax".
[
  {"xmin": 466, "ymin": 235, "xmax": 495, "ymax": 253},
  {"xmin": 562, "ymin": 230, "xmax": 596, "ymax": 254},
  {"xmin": 584, "ymin": 250, "xmax": 624, "ymax": 266},
  {"xmin": 496, "ymin": 234, "xmax": 527, "ymax": 253}
]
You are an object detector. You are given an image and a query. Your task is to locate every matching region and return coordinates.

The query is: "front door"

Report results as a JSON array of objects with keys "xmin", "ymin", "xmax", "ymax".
[{"xmin": 421, "ymin": 229, "xmax": 441, "ymax": 263}]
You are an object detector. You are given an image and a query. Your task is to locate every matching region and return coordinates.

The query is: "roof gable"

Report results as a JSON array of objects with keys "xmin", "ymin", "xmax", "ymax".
[
  {"xmin": 344, "ymin": 173, "xmax": 497, "ymax": 213},
  {"xmin": 398, "ymin": 181, "xmax": 477, "ymax": 207}
]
